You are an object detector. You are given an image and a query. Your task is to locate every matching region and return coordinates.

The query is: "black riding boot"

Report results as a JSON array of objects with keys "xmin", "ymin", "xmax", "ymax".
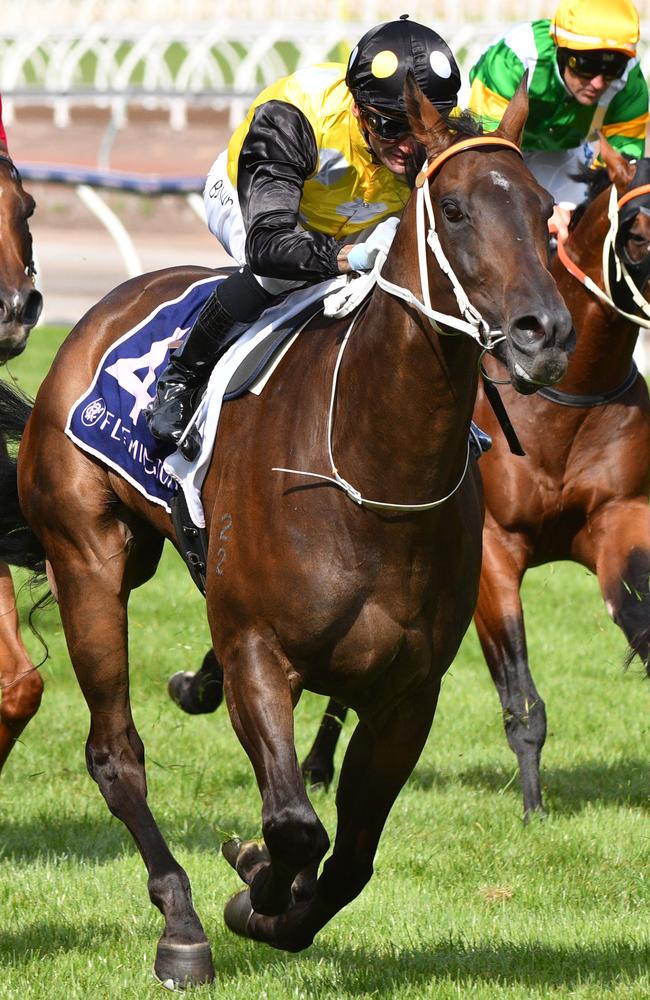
[
  {"xmin": 146, "ymin": 292, "xmax": 235, "ymax": 459},
  {"xmin": 146, "ymin": 267, "xmax": 274, "ymax": 460}
]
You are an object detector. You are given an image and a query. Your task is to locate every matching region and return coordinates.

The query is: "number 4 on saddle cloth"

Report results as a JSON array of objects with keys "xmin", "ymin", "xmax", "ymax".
[
  {"xmin": 65, "ymin": 273, "xmax": 491, "ymax": 593},
  {"xmin": 65, "ymin": 275, "xmax": 339, "ymax": 512}
]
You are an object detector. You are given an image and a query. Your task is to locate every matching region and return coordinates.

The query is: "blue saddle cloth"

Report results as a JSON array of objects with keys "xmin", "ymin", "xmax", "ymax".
[
  {"xmin": 65, "ymin": 275, "xmax": 222, "ymax": 512},
  {"xmin": 65, "ymin": 271, "xmax": 493, "ymax": 517}
]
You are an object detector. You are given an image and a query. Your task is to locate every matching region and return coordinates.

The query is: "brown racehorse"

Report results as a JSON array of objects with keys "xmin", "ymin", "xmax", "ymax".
[
  {"xmin": 473, "ymin": 137, "xmax": 650, "ymax": 818},
  {"xmin": 0, "ymin": 153, "xmax": 43, "ymax": 772},
  {"xmin": 0, "ymin": 81, "xmax": 573, "ymax": 987},
  {"xmin": 291, "ymin": 136, "xmax": 650, "ymax": 817}
]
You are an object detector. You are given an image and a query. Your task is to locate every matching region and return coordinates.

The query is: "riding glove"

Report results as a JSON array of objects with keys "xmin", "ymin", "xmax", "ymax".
[{"xmin": 346, "ymin": 216, "xmax": 400, "ymax": 272}]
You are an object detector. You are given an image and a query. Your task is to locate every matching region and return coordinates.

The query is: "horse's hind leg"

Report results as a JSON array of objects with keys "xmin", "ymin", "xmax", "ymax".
[
  {"xmin": 168, "ymin": 647, "xmax": 223, "ymax": 714},
  {"xmin": 227, "ymin": 674, "xmax": 441, "ymax": 952},
  {"xmin": 0, "ymin": 563, "xmax": 42, "ymax": 772},
  {"xmin": 300, "ymin": 697, "xmax": 348, "ymax": 790},
  {"xmin": 474, "ymin": 531, "xmax": 546, "ymax": 818},
  {"xmin": 219, "ymin": 630, "xmax": 330, "ymax": 918},
  {"xmin": 32, "ymin": 493, "xmax": 214, "ymax": 987}
]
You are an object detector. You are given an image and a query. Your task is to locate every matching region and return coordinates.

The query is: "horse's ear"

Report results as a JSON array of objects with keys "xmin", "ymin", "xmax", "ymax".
[
  {"xmin": 404, "ymin": 71, "xmax": 452, "ymax": 157},
  {"xmin": 494, "ymin": 71, "xmax": 529, "ymax": 146},
  {"xmin": 597, "ymin": 131, "xmax": 637, "ymax": 194}
]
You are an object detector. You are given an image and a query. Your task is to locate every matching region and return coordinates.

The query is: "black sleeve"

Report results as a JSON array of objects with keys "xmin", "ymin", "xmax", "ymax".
[{"xmin": 236, "ymin": 100, "xmax": 345, "ymax": 280}]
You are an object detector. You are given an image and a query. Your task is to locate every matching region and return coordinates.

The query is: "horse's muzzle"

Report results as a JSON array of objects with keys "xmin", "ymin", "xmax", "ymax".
[
  {"xmin": 505, "ymin": 306, "xmax": 575, "ymax": 391},
  {"xmin": 0, "ymin": 286, "xmax": 43, "ymax": 329},
  {"xmin": 0, "ymin": 286, "xmax": 43, "ymax": 362}
]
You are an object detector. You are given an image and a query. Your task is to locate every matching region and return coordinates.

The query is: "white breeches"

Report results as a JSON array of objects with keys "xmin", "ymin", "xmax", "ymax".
[
  {"xmin": 203, "ymin": 150, "xmax": 304, "ymax": 295},
  {"xmin": 523, "ymin": 144, "xmax": 595, "ymax": 209}
]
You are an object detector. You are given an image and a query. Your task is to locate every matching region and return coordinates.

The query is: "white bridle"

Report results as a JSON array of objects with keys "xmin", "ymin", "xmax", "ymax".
[
  {"xmin": 558, "ymin": 181, "xmax": 650, "ymax": 329},
  {"xmin": 274, "ymin": 137, "xmax": 525, "ymax": 512}
]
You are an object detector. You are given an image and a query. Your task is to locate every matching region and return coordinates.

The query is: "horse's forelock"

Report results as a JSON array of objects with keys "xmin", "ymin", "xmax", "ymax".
[
  {"xmin": 434, "ymin": 110, "xmax": 484, "ymax": 147},
  {"xmin": 405, "ymin": 112, "xmax": 484, "ymax": 189}
]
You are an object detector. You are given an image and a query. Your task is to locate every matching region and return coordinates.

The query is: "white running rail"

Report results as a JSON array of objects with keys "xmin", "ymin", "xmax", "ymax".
[{"xmin": 3, "ymin": 17, "xmax": 650, "ymax": 130}]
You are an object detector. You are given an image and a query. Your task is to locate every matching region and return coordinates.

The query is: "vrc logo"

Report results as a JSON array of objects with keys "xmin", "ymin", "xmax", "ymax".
[{"xmin": 81, "ymin": 398, "xmax": 107, "ymax": 427}]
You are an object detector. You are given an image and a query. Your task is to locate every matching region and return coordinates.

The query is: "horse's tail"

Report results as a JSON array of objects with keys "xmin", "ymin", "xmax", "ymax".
[{"xmin": 0, "ymin": 379, "xmax": 45, "ymax": 573}]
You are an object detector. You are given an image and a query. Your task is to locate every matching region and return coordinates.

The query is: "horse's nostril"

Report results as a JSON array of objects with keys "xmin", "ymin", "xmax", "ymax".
[
  {"xmin": 511, "ymin": 315, "xmax": 546, "ymax": 350},
  {"xmin": 23, "ymin": 290, "xmax": 43, "ymax": 328}
]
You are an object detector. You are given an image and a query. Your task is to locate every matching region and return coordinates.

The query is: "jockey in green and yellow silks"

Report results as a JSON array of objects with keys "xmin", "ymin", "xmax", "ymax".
[{"xmin": 468, "ymin": 0, "xmax": 648, "ymax": 241}]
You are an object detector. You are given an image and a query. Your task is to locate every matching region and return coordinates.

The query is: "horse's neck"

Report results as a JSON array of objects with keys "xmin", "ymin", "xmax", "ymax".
[
  {"xmin": 556, "ymin": 259, "xmax": 640, "ymax": 393},
  {"xmin": 332, "ymin": 271, "xmax": 478, "ymax": 506}
]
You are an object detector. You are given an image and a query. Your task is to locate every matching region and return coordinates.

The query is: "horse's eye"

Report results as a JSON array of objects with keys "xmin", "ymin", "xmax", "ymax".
[{"xmin": 441, "ymin": 201, "xmax": 463, "ymax": 223}]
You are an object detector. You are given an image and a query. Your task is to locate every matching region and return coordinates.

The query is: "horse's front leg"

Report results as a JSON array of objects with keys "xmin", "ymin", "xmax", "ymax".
[
  {"xmin": 0, "ymin": 562, "xmax": 42, "ymax": 772},
  {"xmin": 219, "ymin": 629, "xmax": 330, "ymax": 917},
  {"xmin": 474, "ymin": 528, "xmax": 546, "ymax": 819},
  {"xmin": 226, "ymin": 671, "xmax": 441, "ymax": 952},
  {"xmin": 46, "ymin": 528, "xmax": 214, "ymax": 989},
  {"xmin": 586, "ymin": 501, "xmax": 650, "ymax": 672},
  {"xmin": 300, "ymin": 697, "xmax": 348, "ymax": 790}
]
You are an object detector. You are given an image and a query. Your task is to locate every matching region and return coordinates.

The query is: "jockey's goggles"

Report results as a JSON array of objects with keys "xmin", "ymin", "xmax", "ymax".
[
  {"xmin": 566, "ymin": 50, "xmax": 629, "ymax": 82},
  {"xmin": 359, "ymin": 106, "xmax": 411, "ymax": 141}
]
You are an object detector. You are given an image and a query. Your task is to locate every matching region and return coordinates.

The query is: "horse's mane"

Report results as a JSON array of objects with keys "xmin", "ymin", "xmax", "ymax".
[{"xmin": 568, "ymin": 151, "xmax": 646, "ymax": 233}]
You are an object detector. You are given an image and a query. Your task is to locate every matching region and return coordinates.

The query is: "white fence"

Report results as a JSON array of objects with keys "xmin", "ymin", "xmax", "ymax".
[
  {"xmin": 0, "ymin": 1, "xmax": 562, "ymax": 28},
  {"xmin": 3, "ymin": 18, "xmax": 650, "ymax": 130}
]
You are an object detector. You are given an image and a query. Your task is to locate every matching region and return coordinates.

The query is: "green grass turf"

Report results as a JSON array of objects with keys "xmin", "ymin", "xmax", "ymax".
[{"xmin": 0, "ymin": 326, "xmax": 648, "ymax": 998}]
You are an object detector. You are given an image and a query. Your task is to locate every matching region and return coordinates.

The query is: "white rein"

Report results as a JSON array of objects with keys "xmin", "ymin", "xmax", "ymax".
[
  {"xmin": 560, "ymin": 182, "xmax": 650, "ymax": 328},
  {"xmin": 601, "ymin": 183, "xmax": 650, "ymax": 327},
  {"xmin": 274, "ymin": 140, "xmax": 519, "ymax": 513}
]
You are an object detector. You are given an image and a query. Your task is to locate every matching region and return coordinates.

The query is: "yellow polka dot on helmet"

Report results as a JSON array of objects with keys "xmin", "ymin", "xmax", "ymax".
[
  {"xmin": 551, "ymin": 0, "xmax": 639, "ymax": 57},
  {"xmin": 371, "ymin": 50, "xmax": 399, "ymax": 79}
]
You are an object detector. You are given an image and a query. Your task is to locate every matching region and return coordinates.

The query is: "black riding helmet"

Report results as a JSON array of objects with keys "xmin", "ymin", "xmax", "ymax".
[{"xmin": 346, "ymin": 15, "xmax": 461, "ymax": 118}]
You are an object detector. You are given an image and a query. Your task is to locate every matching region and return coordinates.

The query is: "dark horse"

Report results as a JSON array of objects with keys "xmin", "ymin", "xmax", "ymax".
[
  {"xmin": 295, "ymin": 136, "xmax": 650, "ymax": 817},
  {"xmin": 0, "ymin": 81, "xmax": 572, "ymax": 987},
  {"xmin": 0, "ymin": 153, "xmax": 43, "ymax": 772}
]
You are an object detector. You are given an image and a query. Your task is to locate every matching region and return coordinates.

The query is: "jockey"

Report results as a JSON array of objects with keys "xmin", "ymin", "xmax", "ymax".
[
  {"xmin": 146, "ymin": 15, "xmax": 461, "ymax": 457},
  {"xmin": 468, "ymin": 0, "xmax": 648, "ymax": 242}
]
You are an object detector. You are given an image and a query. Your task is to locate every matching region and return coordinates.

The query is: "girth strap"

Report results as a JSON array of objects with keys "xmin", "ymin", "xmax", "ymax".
[{"xmin": 171, "ymin": 489, "xmax": 208, "ymax": 595}]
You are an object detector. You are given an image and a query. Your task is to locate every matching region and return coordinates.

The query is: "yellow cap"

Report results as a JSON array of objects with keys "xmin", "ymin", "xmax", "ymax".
[{"xmin": 551, "ymin": 0, "xmax": 639, "ymax": 57}]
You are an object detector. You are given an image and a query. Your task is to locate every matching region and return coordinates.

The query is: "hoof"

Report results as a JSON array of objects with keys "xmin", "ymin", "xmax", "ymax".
[
  {"xmin": 221, "ymin": 838, "xmax": 271, "ymax": 884},
  {"xmin": 221, "ymin": 837, "xmax": 243, "ymax": 871},
  {"xmin": 523, "ymin": 807, "xmax": 548, "ymax": 825},
  {"xmin": 224, "ymin": 888, "xmax": 254, "ymax": 939},
  {"xmin": 167, "ymin": 670, "xmax": 222, "ymax": 715},
  {"xmin": 302, "ymin": 768, "xmax": 332, "ymax": 792},
  {"xmin": 153, "ymin": 940, "xmax": 215, "ymax": 990}
]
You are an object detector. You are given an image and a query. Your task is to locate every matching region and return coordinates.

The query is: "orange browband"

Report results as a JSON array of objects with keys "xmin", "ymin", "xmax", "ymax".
[
  {"xmin": 415, "ymin": 136, "xmax": 523, "ymax": 188},
  {"xmin": 617, "ymin": 183, "xmax": 650, "ymax": 210}
]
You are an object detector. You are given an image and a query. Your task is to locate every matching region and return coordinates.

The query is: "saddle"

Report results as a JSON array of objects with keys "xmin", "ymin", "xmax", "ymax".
[{"xmin": 172, "ymin": 295, "xmax": 326, "ymax": 595}]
